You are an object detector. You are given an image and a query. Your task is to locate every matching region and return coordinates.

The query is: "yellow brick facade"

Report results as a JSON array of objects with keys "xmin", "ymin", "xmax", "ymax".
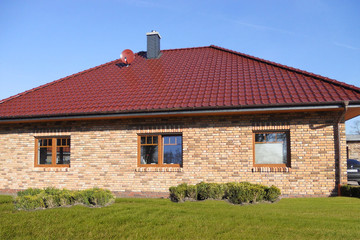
[
  {"xmin": 347, "ymin": 141, "xmax": 360, "ymax": 160},
  {"xmin": 0, "ymin": 111, "xmax": 347, "ymax": 197}
]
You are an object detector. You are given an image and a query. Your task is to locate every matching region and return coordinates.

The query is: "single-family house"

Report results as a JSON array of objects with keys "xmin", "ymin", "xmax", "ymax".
[{"xmin": 1, "ymin": 31, "xmax": 360, "ymax": 197}]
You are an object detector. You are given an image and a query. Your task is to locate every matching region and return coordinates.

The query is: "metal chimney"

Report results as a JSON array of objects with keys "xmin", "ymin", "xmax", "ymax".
[{"xmin": 146, "ymin": 31, "xmax": 161, "ymax": 59}]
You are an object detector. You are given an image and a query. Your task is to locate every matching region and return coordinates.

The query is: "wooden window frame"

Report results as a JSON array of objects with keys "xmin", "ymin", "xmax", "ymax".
[
  {"xmin": 34, "ymin": 137, "xmax": 70, "ymax": 168},
  {"xmin": 253, "ymin": 131, "xmax": 290, "ymax": 168},
  {"xmin": 137, "ymin": 134, "xmax": 182, "ymax": 168}
]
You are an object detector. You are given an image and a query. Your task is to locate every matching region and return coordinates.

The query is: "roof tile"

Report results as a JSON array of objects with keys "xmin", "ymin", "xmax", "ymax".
[{"xmin": 1, "ymin": 45, "xmax": 360, "ymax": 119}]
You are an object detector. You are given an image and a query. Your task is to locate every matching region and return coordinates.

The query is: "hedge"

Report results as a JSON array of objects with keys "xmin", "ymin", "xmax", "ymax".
[
  {"xmin": 340, "ymin": 185, "xmax": 360, "ymax": 198},
  {"xmin": 169, "ymin": 182, "xmax": 281, "ymax": 204},
  {"xmin": 14, "ymin": 187, "xmax": 115, "ymax": 210}
]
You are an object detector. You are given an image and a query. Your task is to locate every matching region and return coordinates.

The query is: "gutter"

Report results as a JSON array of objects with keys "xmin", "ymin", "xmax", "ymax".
[{"xmin": 0, "ymin": 104, "xmax": 348, "ymax": 124}]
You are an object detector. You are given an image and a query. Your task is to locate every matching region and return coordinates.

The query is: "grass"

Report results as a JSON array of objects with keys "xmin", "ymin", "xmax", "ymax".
[{"xmin": 1, "ymin": 195, "xmax": 359, "ymax": 239}]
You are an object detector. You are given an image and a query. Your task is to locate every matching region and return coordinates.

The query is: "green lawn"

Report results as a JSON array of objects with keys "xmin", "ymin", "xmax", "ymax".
[{"xmin": 1, "ymin": 195, "xmax": 359, "ymax": 240}]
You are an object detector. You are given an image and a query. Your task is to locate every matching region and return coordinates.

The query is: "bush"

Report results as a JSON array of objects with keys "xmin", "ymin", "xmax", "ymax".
[
  {"xmin": 265, "ymin": 186, "xmax": 281, "ymax": 202},
  {"xmin": 17, "ymin": 188, "xmax": 42, "ymax": 197},
  {"xmin": 186, "ymin": 184, "xmax": 197, "ymax": 200},
  {"xmin": 42, "ymin": 194, "xmax": 60, "ymax": 208},
  {"xmin": 15, "ymin": 195, "xmax": 45, "ymax": 210},
  {"xmin": 340, "ymin": 185, "xmax": 352, "ymax": 196},
  {"xmin": 58, "ymin": 189, "xmax": 75, "ymax": 206},
  {"xmin": 170, "ymin": 182, "xmax": 281, "ymax": 205},
  {"xmin": 196, "ymin": 182, "xmax": 225, "ymax": 200},
  {"xmin": 340, "ymin": 185, "xmax": 360, "ymax": 198},
  {"xmin": 196, "ymin": 182, "xmax": 209, "ymax": 200},
  {"xmin": 14, "ymin": 187, "xmax": 115, "ymax": 210},
  {"xmin": 169, "ymin": 183, "xmax": 187, "ymax": 202},
  {"xmin": 82, "ymin": 188, "xmax": 115, "ymax": 206},
  {"xmin": 44, "ymin": 187, "xmax": 62, "ymax": 196},
  {"xmin": 225, "ymin": 182, "xmax": 259, "ymax": 204}
]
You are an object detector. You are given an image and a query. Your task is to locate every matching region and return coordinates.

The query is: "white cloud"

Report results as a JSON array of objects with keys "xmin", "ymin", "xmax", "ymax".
[{"xmin": 333, "ymin": 42, "xmax": 360, "ymax": 50}]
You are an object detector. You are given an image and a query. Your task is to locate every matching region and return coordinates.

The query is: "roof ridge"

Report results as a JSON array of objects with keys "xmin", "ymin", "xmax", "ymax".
[
  {"xmin": 0, "ymin": 57, "xmax": 122, "ymax": 105},
  {"xmin": 210, "ymin": 45, "xmax": 360, "ymax": 94},
  {"xmin": 161, "ymin": 45, "xmax": 211, "ymax": 52}
]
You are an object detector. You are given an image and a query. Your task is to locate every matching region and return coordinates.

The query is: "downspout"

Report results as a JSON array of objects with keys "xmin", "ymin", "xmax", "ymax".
[{"xmin": 336, "ymin": 101, "xmax": 348, "ymax": 196}]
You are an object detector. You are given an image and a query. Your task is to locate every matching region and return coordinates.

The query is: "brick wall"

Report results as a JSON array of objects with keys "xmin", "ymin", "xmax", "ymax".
[
  {"xmin": 0, "ymin": 111, "xmax": 347, "ymax": 197},
  {"xmin": 347, "ymin": 141, "xmax": 360, "ymax": 160}
]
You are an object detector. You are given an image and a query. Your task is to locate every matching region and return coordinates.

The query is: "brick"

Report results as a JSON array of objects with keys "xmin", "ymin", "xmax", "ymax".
[{"xmin": 0, "ymin": 112, "xmax": 347, "ymax": 197}]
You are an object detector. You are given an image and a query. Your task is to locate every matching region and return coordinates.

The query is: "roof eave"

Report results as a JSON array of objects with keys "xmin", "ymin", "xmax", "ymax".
[{"xmin": 1, "ymin": 102, "xmax": 359, "ymax": 124}]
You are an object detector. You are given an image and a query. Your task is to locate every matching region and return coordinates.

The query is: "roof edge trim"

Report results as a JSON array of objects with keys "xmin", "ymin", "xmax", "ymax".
[{"xmin": 0, "ymin": 104, "xmax": 346, "ymax": 124}]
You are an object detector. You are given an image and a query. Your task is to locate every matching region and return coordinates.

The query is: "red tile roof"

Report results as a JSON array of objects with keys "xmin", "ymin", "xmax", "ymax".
[{"xmin": 1, "ymin": 45, "xmax": 360, "ymax": 119}]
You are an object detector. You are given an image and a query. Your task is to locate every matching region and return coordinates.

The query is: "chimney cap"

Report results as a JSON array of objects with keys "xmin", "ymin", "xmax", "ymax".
[{"xmin": 146, "ymin": 30, "xmax": 161, "ymax": 39}]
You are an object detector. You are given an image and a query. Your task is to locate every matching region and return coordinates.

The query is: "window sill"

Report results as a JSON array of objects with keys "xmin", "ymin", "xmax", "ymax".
[
  {"xmin": 33, "ymin": 167, "xmax": 70, "ymax": 172},
  {"xmin": 252, "ymin": 167, "xmax": 291, "ymax": 173},
  {"xmin": 135, "ymin": 167, "xmax": 183, "ymax": 172}
]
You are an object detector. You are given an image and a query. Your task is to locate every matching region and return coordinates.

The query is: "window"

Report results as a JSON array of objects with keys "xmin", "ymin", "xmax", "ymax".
[
  {"xmin": 35, "ymin": 137, "xmax": 70, "ymax": 167},
  {"xmin": 253, "ymin": 131, "xmax": 290, "ymax": 167},
  {"xmin": 138, "ymin": 134, "xmax": 182, "ymax": 167}
]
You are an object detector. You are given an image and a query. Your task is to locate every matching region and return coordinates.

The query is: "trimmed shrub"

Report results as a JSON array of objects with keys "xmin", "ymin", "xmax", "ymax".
[
  {"xmin": 255, "ymin": 185, "xmax": 268, "ymax": 202},
  {"xmin": 82, "ymin": 188, "xmax": 115, "ymax": 206},
  {"xmin": 42, "ymin": 194, "xmax": 60, "ymax": 208},
  {"xmin": 196, "ymin": 182, "xmax": 225, "ymax": 200},
  {"xmin": 169, "ymin": 183, "xmax": 187, "ymax": 202},
  {"xmin": 71, "ymin": 190, "xmax": 86, "ymax": 204},
  {"xmin": 210, "ymin": 183, "xmax": 226, "ymax": 200},
  {"xmin": 226, "ymin": 182, "xmax": 254, "ymax": 204},
  {"xmin": 340, "ymin": 185, "xmax": 352, "ymax": 196},
  {"xmin": 223, "ymin": 182, "xmax": 237, "ymax": 199},
  {"xmin": 186, "ymin": 184, "xmax": 197, "ymax": 200},
  {"xmin": 265, "ymin": 186, "xmax": 281, "ymax": 202},
  {"xmin": 58, "ymin": 189, "xmax": 75, "ymax": 206},
  {"xmin": 14, "ymin": 187, "xmax": 115, "ymax": 210},
  {"xmin": 15, "ymin": 195, "xmax": 45, "ymax": 210},
  {"xmin": 340, "ymin": 185, "xmax": 360, "ymax": 198},
  {"xmin": 170, "ymin": 182, "xmax": 281, "ymax": 205},
  {"xmin": 353, "ymin": 186, "xmax": 360, "ymax": 198},
  {"xmin": 44, "ymin": 187, "xmax": 62, "ymax": 196},
  {"xmin": 17, "ymin": 188, "xmax": 42, "ymax": 197}
]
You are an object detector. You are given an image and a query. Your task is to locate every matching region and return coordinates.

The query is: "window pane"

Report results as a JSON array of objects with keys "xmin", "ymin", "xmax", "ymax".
[
  {"xmin": 255, "ymin": 133, "xmax": 265, "ymax": 142},
  {"xmin": 266, "ymin": 133, "xmax": 276, "ymax": 142},
  {"xmin": 153, "ymin": 136, "xmax": 158, "ymax": 144},
  {"xmin": 163, "ymin": 136, "xmax": 181, "ymax": 145},
  {"xmin": 57, "ymin": 146, "xmax": 70, "ymax": 165},
  {"xmin": 147, "ymin": 136, "xmax": 152, "ymax": 144},
  {"xmin": 141, "ymin": 145, "xmax": 158, "ymax": 164},
  {"xmin": 282, "ymin": 141, "xmax": 287, "ymax": 163},
  {"xmin": 39, "ymin": 147, "xmax": 52, "ymax": 165},
  {"xmin": 57, "ymin": 139, "xmax": 61, "ymax": 146},
  {"xmin": 169, "ymin": 137, "xmax": 176, "ymax": 144},
  {"xmin": 48, "ymin": 139, "xmax": 52, "ymax": 146},
  {"xmin": 141, "ymin": 137, "xmax": 146, "ymax": 144},
  {"xmin": 176, "ymin": 136, "xmax": 182, "ymax": 144},
  {"xmin": 163, "ymin": 145, "xmax": 182, "ymax": 164},
  {"xmin": 277, "ymin": 133, "xmax": 286, "ymax": 142},
  {"xmin": 255, "ymin": 143, "xmax": 286, "ymax": 164},
  {"xmin": 163, "ymin": 136, "xmax": 182, "ymax": 164},
  {"xmin": 62, "ymin": 139, "xmax": 66, "ymax": 146}
]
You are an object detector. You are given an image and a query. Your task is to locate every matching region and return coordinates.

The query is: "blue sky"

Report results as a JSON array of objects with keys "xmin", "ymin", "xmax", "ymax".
[{"xmin": 0, "ymin": 0, "xmax": 359, "ymax": 132}]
